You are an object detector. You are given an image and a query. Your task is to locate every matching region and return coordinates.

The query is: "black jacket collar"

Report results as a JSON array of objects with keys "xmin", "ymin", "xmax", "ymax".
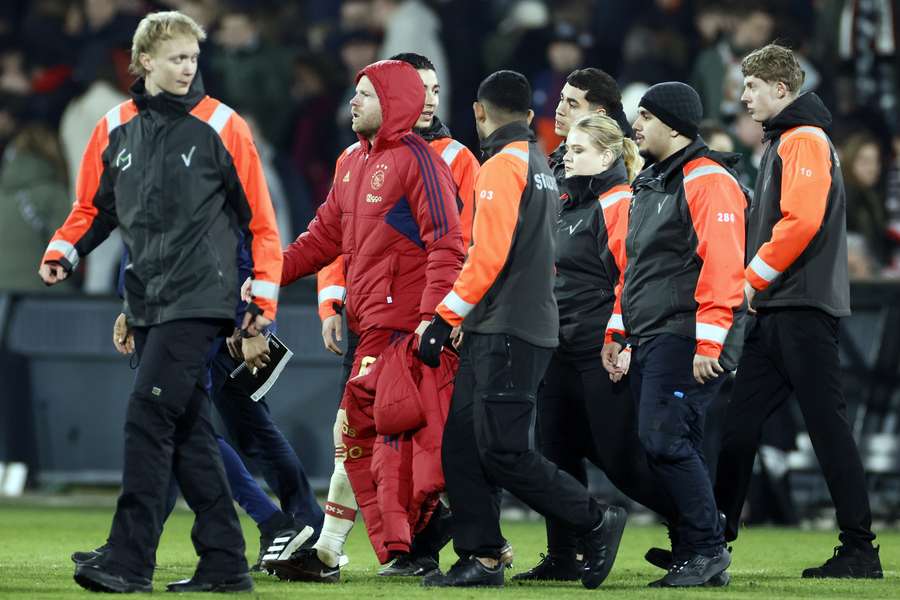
[
  {"xmin": 634, "ymin": 138, "xmax": 742, "ymax": 192},
  {"xmin": 130, "ymin": 73, "xmax": 206, "ymax": 117},
  {"xmin": 762, "ymin": 92, "xmax": 832, "ymax": 142},
  {"xmin": 480, "ymin": 121, "xmax": 534, "ymax": 160},
  {"xmin": 416, "ymin": 115, "xmax": 452, "ymax": 142},
  {"xmin": 563, "ymin": 158, "xmax": 628, "ymax": 207}
]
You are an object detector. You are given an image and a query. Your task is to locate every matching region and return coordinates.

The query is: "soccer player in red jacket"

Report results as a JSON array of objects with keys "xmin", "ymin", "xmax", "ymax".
[{"xmin": 262, "ymin": 59, "xmax": 464, "ymax": 583}]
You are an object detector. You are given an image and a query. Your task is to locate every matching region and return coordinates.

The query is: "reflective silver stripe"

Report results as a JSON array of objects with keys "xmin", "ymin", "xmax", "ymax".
[
  {"xmin": 607, "ymin": 314, "xmax": 624, "ymax": 331},
  {"xmin": 600, "ymin": 190, "xmax": 632, "ymax": 210},
  {"xmin": 683, "ymin": 164, "xmax": 737, "ymax": 185},
  {"xmin": 251, "ymin": 280, "xmax": 279, "ymax": 301},
  {"xmin": 782, "ymin": 126, "xmax": 829, "ymax": 144},
  {"xmin": 696, "ymin": 322, "xmax": 728, "ymax": 344},
  {"xmin": 105, "ymin": 105, "xmax": 121, "ymax": 133},
  {"xmin": 317, "ymin": 285, "xmax": 346, "ymax": 305},
  {"xmin": 207, "ymin": 102, "xmax": 235, "ymax": 134},
  {"xmin": 499, "ymin": 147, "xmax": 529, "ymax": 163},
  {"xmin": 442, "ymin": 290, "xmax": 475, "ymax": 318},
  {"xmin": 441, "ymin": 140, "xmax": 464, "ymax": 166},
  {"xmin": 749, "ymin": 254, "xmax": 781, "ymax": 283},
  {"xmin": 46, "ymin": 240, "xmax": 79, "ymax": 268}
]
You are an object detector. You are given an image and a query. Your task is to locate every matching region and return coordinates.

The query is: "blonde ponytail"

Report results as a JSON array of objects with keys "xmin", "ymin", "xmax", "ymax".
[
  {"xmin": 571, "ymin": 114, "xmax": 644, "ymax": 182},
  {"xmin": 621, "ymin": 137, "xmax": 642, "ymax": 182}
]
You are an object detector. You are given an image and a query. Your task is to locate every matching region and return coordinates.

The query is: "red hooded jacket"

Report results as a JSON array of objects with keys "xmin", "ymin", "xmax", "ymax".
[
  {"xmin": 341, "ymin": 335, "xmax": 457, "ymax": 563},
  {"xmin": 281, "ymin": 61, "xmax": 464, "ymax": 334}
]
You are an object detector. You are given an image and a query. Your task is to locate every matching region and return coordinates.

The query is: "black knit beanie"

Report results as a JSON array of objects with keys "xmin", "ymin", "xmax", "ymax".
[{"xmin": 639, "ymin": 82, "xmax": 702, "ymax": 139}]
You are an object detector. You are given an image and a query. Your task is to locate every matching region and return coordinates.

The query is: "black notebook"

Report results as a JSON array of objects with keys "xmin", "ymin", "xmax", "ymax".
[{"xmin": 228, "ymin": 332, "xmax": 293, "ymax": 401}]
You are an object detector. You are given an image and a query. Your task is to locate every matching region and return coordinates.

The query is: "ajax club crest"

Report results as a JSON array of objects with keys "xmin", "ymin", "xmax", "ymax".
[{"xmin": 371, "ymin": 163, "xmax": 389, "ymax": 190}]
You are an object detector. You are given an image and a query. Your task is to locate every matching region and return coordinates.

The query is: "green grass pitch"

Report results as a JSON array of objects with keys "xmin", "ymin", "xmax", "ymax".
[{"xmin": 0, "ymin": 505, "xmax": 896, "ymax": 598}]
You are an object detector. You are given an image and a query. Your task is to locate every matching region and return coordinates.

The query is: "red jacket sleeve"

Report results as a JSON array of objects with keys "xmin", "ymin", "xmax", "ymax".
[
  {"xmin": 315, "ymin": 146, "xmax": 357, "ymax": 320},
  {"xmin": 599, "ymin": 185, "xmax": 632, "ymax": 344},
  {"xmin": 401, "ymin": 135, "xmax": 465, "ymax": 320},
  {"xmin": 746, "ymin": 127, "xmax": 832, "ymax": 290},
  {"xmin": 282, "ymin": 185, "xmax": 344, "ymax": 287},
  {"xmin": 683, "ymin": 159, "xmax": 747, "ymax": 359},
  {"xmin": 436, "ymin": 143, "xmax": 528, "ymax": 326},
  {"xmin": 42, "ymin": 110, "xmax": 122, "ymax": 271}
]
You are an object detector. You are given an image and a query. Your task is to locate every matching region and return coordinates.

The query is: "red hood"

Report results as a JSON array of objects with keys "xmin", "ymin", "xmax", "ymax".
[{"xmin": 356, "ymin": 60, "xmax": 424, "ymax": 151}]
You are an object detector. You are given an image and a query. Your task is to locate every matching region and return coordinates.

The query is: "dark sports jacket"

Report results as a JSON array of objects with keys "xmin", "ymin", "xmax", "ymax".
[
  {"xmin": 609, "ymin": 139, "xmax": 747, "ymax": 366},
  {"xmin": 555, "ymin": 158, "xmax": 630, "ymax": 356},
  {"xmin": 436, "ymin": 121, "xmax": 559, "ymax": 348},
  {"xmin": 42, "ymin": 75, "xmax": 283, "ymax": 325},
  {"xmin": 745, "ymin": 92, "xmax": 850, "ymax": 317}
]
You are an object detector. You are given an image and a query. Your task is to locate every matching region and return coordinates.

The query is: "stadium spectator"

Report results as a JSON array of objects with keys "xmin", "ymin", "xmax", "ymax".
[
  {"xmin": 0, "ymin": 124, "xmax": 72, "ymax": 292},
  {"xmin": 207, "ymin": 5, "xmax": 295, "ymax": 149},
  {"xmin": 841, "ymin": 133, "xmax": 888, "ymax": 268},
  {"xmin": 375, "ymin": 0, "xmax": 451, "ymax": 121},
  {"xmin": 40, "ymin": 11, "xmax": 282, "ymax": 593},
  {"xmin": 691, "ymin": 4, "xmax": 775, "ymax": 123}
]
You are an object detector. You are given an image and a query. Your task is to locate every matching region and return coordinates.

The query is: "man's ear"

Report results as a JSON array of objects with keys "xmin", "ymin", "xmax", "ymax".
[
  {"xmin": 526, "ymin": 108, "xmax": 535, "ymax": 126},
  {"xmin": 595, "ymin": 106, "xmax": 607, "ymax": 115},
  {"xmin": 473, "ymin": 101, "xmax": 485, "ymax": 122},
  {"xmin": 776, "ymin": 81, "xmax": 789, "ymax": 99}
]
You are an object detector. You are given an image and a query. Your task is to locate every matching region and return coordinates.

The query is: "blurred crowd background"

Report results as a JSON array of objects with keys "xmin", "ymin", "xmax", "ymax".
[{"xmin": 1, "ymin": 0, "xmax": 899, "ymax": 295}]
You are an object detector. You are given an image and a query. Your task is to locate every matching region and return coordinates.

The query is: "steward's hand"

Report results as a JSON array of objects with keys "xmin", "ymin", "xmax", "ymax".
[
  {"xmin": 601, "ymin": 341, "xmax": 622, "ymax": 375},
  {"xmin": 112, "ymin": 312, "xmax": 134, "ymax": 355},
  {"xmin": 39, "ymin": 261, "xmax": 68, "ymax": 285},
  {"xmin": 693, "ymin": 354, "xmax": 724, "ymax": 384},
  {"xmin": 242, "ymin": 333, "xmax": 270, "ymax": 372},
  {"xmin": 322, "ymin": 314, "xmax": 343, "ymax": 355},
  {"xmin": 225, "ymin": 328, "xmax": 243, "ymax": 360}
]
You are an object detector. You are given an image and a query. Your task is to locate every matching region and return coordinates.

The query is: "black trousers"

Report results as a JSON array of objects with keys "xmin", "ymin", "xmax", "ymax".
[
  {"xmin": 715, "ymin": 309, "xmax": 875, "ymax": 548},
  {"xmin": 105, "ymin": 319, "xmax": 247, "ymax": 580},
  {"xmin": 442, "ymin": 333, "xmax": 602, "ymax": 558},
  {"xmin": 631, "ymin": 334, "xmax": 724, "ymax": 557},
  {"xmin": 538, "ymin": 353, "xmax": 676, "ymax": 559}
]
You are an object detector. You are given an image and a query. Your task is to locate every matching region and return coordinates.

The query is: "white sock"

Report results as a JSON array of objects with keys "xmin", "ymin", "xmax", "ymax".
[{"xmin": 314, "ymin": 410, "xmax": 357, "ymax": 567}]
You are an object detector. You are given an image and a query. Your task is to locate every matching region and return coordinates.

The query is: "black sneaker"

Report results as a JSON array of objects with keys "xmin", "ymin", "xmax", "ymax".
[
  {"xmin": 580, "ymin": 505, "xmax": 627, "ymax": 589},
  {"xmin": 71, "ymin": 543, "xmax": 110, "ymax": 566},
  {"xmin": 802, "ymin": 545, "xmax": 883, "ymax": 579},
  {"xmin": 263, "ymin": 548, "xmax": 340, "ymax": 583},
  {"xmin": 421, "ymin": 556, "xmax": 504, "ymax": 588},
  {"xmin": 650, "ymin": 547, "xmax": 731, "ymax": 587},
  {"xmin": 257, "ymin": 525, "xmax": 315, "ymax": 570},
  {"xmin": 74, "ymin": 563, "xmax": 152, "ymax": 593},
  {"xmin": 511, "ymin": 553, "xmax": 581, "ymax": 582},
  {"xmin": 378, "ymin": 553, "xmax": 440, "ymax": 577},
  {"xmin": 645, "ymin": 512, "xmax": 726, "ymax": 570}
]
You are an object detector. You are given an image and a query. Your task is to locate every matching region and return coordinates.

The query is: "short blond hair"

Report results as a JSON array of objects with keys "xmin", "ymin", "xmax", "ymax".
[
  {"xmin": 130, "ymin": 11, "xmax": 207, "ymax": 77},
  {"xmin": 571, "ymin": 114, "xmax": 643, "ymax": 182}
]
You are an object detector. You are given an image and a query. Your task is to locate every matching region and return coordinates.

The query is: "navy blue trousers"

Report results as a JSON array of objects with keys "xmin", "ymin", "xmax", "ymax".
[{"xmin": 630, "ymin": 334, "xmax": 724, "ymax": 557}]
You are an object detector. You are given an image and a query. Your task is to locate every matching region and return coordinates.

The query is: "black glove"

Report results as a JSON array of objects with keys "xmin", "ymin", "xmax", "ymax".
[{"xmin": 417, "ymin": 315, "xmax": 452, "ymax": 368}]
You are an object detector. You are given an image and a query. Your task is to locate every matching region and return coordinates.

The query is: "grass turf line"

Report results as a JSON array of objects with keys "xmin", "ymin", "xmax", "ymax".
[{"xmin": 0, "ymin": 505, "xmax": 896, "ymax": 598}]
